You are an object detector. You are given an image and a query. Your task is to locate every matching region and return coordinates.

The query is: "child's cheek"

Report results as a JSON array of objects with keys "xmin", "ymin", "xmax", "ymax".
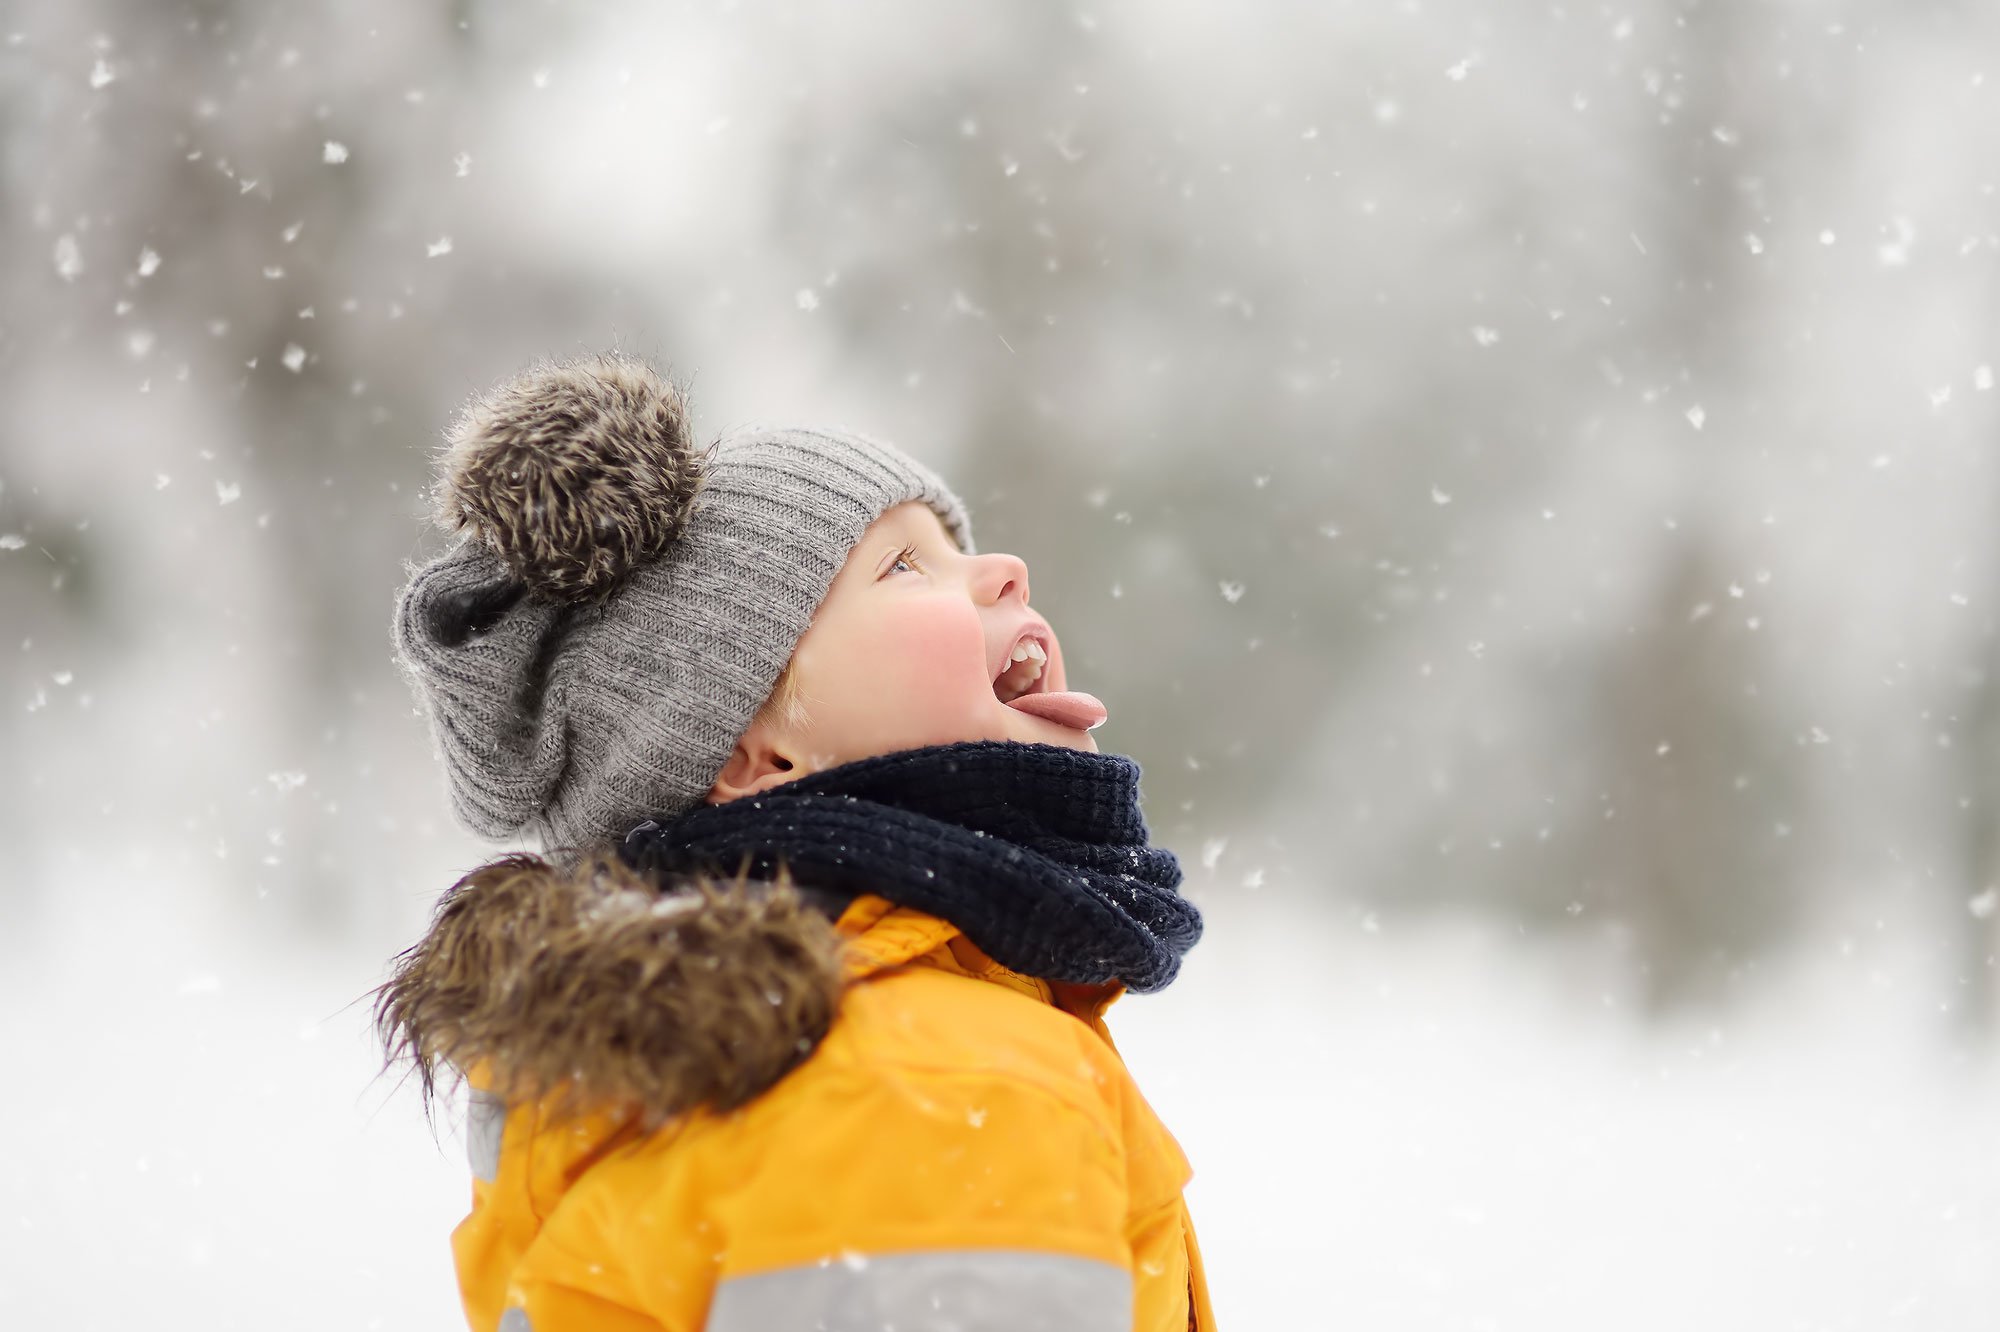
[{"xmin": 872, "ymin": 602, "xmax": 989, "ymax": 716}]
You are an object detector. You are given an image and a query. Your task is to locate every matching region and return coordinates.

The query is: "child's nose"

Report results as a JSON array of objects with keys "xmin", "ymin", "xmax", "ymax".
[{"xmin": 977, "ymin": 552, "xmax": 1032, "ymax": 606}]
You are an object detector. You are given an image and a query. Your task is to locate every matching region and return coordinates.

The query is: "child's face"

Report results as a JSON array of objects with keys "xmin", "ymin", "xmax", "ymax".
[{"xmin": 708, "ymin": 500, "xmax": 1102, "ymax": 801}]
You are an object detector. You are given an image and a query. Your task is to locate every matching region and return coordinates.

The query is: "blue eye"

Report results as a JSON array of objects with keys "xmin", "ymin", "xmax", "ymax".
[{"xmin": 887, "ymin": 543, "xmax": 923, "ymax": 575}]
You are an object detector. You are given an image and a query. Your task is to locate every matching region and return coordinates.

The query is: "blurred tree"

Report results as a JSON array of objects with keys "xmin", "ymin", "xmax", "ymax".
[
  {"xmin": 1570, "ymin": 537, "xmax": 1808, "ymax": 1010},
  {"xmin": 2, "ymin": 0, "xmax": 1994, "ymax": 1034}
]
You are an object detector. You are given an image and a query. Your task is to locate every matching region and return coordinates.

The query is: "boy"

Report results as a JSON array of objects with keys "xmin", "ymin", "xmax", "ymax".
[{"xmin": 377, "ymin": 353, "xmax": 1213, "ymax": 1330}]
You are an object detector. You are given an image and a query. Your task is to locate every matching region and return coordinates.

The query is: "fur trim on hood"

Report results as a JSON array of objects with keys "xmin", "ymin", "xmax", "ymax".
[{"xmin": 373, "ymin": 849, "xmax": 846, "ymax": 1128}]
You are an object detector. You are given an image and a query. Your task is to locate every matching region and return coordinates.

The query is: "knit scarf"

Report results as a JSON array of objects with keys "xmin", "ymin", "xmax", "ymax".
[{"xmin": 616, "ymin": 740, "xmax": 1202, "ymax": 993}]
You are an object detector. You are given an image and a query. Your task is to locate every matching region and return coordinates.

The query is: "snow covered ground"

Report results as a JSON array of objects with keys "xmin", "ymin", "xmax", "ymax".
[
  {"xmin": 1122, "ymin": 890, "xmax": 1999, "ymax": 1329},
  {"xmin": 3, "ymin": 877, "xmax": 1993, "ymax": 1330}
]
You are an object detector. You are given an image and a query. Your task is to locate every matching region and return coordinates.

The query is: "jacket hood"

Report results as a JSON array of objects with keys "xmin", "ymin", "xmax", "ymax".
[{"xmin": 373, "ymin": 850, "xmax": 849, "ymax": 1128}]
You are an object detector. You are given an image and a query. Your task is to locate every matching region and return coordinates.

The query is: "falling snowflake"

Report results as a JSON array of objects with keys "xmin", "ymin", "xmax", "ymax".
[
  {"xmin": 1470, "ymin": 326, "xmax": 1500, "ymax": 347},
  {"xmin": 216, "ymin": 480, "xmax": 242, "ymax": 505},
  {"xmin": 426, "ymin": 236, "xmax": 453, "ymax": 258},
  {"xmin": 281, "ymin": 344, "xmax": 307, "ymax": 373},
  {"xmin": 796, "ymin": 288, "xmax": 820, "ymax": 312},
  {"xmin": 136, "ymin": 247, "xmax": 161, "ymax": 278},
  {"xmin": 53, "ymin": 234, "xmax": 83, "ymax": 280},
  {"xmin": 323, "ymin": 140, "xmax": 349, "ymax": 164},
  {"xmin": 1686, "ymin": 405, "xmax": 1707, "ymax": 430},
  {"xmin": 1877, "ymin": 216, "xmax": 1915, "ymax": 267},
  {"xmin": 89, "ymin": 58, "xmax": 116, "ymax": 89},
  {"xmin": 1218, "ymin": 580, "xmax": 1245, "ymax": 603}
]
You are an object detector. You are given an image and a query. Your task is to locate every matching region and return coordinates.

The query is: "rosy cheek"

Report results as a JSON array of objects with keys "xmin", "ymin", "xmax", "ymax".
[{"xmin": 872, "ymin": 603, "xmax": 987, "ymax": 696}]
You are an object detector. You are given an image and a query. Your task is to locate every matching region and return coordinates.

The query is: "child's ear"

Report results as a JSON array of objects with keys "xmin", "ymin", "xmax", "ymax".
[{"xmin": 706, "ymin": 719, "xmax": 802, "ymax": 804}]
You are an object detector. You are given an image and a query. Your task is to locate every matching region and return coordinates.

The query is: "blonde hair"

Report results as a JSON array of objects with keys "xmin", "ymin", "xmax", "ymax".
[{"xmin": 760, "ymin": 659, "xmax": 813, "ymax": 733}]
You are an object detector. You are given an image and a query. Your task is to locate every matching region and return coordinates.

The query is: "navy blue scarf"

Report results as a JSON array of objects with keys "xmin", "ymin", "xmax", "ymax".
[{"xmin": 617, "ymin": 740, "xmax": 1201, "ymax": 993}]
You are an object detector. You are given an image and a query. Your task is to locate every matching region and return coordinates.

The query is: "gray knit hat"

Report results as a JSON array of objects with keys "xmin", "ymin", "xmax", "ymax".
[{"xmin": 391, "ymin": 352, "xmax": 975, "ymax": 852}]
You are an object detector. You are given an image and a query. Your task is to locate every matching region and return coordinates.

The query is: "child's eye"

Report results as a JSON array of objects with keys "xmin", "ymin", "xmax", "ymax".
[{"xmin": 887, "ymin": 543, "xmax": 923, "ymax": 576}]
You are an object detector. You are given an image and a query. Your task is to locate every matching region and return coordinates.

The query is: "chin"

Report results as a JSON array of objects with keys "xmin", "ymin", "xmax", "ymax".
[{"xmin": 1003, "ymin": 713, "xmax": 1098, "ymax": 753}]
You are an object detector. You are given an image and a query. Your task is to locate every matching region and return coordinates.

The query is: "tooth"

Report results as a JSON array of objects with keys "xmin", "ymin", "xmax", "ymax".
[
  {"xmin": 1025, "ymin": 640, "xmax": 1047, "ymax": 661},
  {"xmin": 1000, "ymin": 663, "xmax": 1042, "ymax": 702},
  {"xmin": 1011, "ymin": 641, "xmax": 1031, "ymax": 662}
]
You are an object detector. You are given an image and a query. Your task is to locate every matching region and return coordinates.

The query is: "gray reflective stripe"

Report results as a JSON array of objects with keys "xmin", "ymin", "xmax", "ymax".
[
  {"xmin": 704, "ymin": 1250, "xmax": 1131, "ymax": 1332},
  {"xmin": 497, "ymin": 1308, "xmax": 532, "ymax": 1332},
  {"xmin": 467, "ymin": 1087, "xmax": 507, "ymax": 1183}
]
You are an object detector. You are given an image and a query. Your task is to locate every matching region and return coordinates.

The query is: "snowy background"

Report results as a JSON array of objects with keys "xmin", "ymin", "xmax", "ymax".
[{"xmin": 4, "ymin": 1, "xmax": 1998, "ymax": 1327}]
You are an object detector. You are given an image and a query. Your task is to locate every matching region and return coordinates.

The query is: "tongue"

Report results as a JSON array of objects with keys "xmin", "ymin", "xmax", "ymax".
[{"xmin": 1005, "ymin": 690, "xmax": 1108, "ymax": 731}]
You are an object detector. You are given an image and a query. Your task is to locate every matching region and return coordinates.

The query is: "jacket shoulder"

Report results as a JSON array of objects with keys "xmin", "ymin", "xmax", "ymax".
[
  {"xmin": 817, "ymin": 960, "xmax": 1131, "ymax": 1131},
  {"xmin": 571, "ymin": 961, "xmax": 1135, "ymax": 1202},
  {"xmin": 531, "ymin": 965, "xmax": 1138, "ymax": 1301}
]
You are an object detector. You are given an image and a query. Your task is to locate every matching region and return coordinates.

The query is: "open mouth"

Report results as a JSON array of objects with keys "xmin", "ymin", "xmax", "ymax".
[{"xmin": 993, "ymin": 630, "xmax": 1051, "ymax": 704}]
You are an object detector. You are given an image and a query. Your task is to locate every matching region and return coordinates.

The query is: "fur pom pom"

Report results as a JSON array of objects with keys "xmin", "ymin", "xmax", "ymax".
[
  {"xmin": 373, "ymin": 849, "xmax": 847, "ymax": 1127},
  {"xmin": 435, "ymin": 353, "xmax": 707, "ymax": 602}
]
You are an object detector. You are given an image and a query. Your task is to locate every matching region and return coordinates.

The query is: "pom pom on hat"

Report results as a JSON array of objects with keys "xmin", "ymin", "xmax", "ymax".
[{"xmin": 434, "ymin": 352, "xmax": 707, "ymax": 602}]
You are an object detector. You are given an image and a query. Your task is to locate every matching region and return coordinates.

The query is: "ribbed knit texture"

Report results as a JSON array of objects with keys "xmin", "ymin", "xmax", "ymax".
[
  {"xmin": 391, "ymin": 423, "xmax": 974, "ymax": 852},
  {"xmin": 616, "ymin": 740, "xmax": 1204, "ymax": 993}
]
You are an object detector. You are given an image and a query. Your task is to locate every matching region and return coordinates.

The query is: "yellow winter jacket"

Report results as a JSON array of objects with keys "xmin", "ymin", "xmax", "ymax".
[{"xmin": 424, "ymin": 874, "xmax": 1214, "ymax": 1331}]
